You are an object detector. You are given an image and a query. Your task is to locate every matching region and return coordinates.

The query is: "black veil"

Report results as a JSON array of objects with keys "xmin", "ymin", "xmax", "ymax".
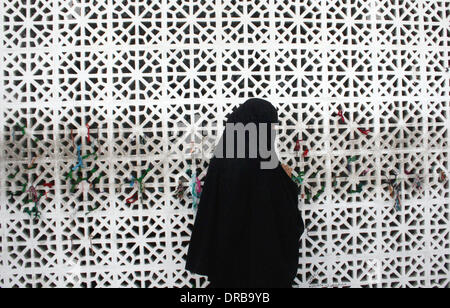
[{"xmin": 185, "ymin": 98, "xmax": 304, "ymax": 288}]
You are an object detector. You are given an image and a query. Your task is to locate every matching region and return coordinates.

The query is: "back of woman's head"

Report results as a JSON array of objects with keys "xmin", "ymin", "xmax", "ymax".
[{"xmin": 214, "ymin": 99, "xmax": 279, "ymax": 169}]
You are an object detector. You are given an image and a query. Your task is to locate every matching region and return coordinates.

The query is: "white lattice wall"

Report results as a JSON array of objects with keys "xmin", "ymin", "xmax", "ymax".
[{"xmin": 0, "ymin": 0, "xmax": 449, "ymax": 288}]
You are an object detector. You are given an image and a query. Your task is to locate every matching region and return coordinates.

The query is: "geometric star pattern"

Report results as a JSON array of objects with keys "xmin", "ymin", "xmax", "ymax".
[{"xmin": 0, "ymin": 0, "xmax": 449, "ymax": 288}]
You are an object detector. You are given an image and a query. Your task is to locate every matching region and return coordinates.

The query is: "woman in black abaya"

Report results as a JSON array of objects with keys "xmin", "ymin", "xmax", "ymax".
[{"xmin": 185, "ymin": 98, "xmax": 304, "ymax": 288}]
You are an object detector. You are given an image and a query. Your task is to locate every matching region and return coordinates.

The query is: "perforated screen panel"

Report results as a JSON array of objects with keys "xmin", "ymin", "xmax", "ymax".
[{"xmin": 0, "ymin": 0, "xmax": 449, "ymax": 288}]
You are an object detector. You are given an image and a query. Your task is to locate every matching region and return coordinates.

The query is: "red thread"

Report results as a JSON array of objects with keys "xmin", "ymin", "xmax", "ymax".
[
  {"xmin": 337, "ymin": 110, "xmax": 346, "ymax": 123},
  {"xmin": 358, "ymin": 128, "xmax": 371, "ymax": 135},
  {"xmin": 294, "ymin": 139, "xmax": 301, "ymax": 152},
  {"xmin": 126, "ymin": 192, "xmax": 139, "ymax": 204},
  {"xmin": 86, "ymin": 124, "xmax": 91, "ymax": 144},
  {"xmin": 36, "ymin": 170, "xmax": 45, "ymax": 180},
  {"xmin": 303, "ymin": 149, "xmax": 309, "ymax": 158},
  {"xmin": 43, "ymin": 182, "xmax": 54, "ymax": 188}
]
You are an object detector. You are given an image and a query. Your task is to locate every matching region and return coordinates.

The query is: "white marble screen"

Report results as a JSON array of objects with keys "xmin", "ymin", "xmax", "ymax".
[{"xmin": 0, "ymin": 0, "xmax": 449, "ymax": 288}]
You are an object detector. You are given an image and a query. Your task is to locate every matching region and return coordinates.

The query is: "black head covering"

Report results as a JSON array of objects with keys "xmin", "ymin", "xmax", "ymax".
[
  {"xmin": 185, "ymin": 98, "xmax": 304, "ymax": 288},
  {"xmin": 225, "ymin": 97, "xmax": 279, "ymax": 124},
  {"xmin": 218, "ymin": 98, "xmax": 279, "ymax": 161}
]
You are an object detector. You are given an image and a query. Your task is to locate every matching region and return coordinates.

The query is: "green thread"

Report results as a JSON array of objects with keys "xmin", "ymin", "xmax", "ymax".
[
  {"xmin": 305, "ymin": 188, "xmax": 312, "ymax": 201},
  {"xmin": 311, "ymin": 169, "xmax": 321, "ymax": 178},
  {"xmin": 93, "ymin": 173, "xmax": 105, "ymax": 185},
  {"xmin": 24, "ymin": 198, "xmax": 34, "ymax": 204},
  {"xmin": 86, "ymin": 205, "xmax": 101, "ymax": 215},
  {"xmin": 292, "ymin": 175, "xmax": 304, "ymax": 185},
  {"xmin": 65, "ymin": 169, "xmax": 74, "ymax": 180},
  {"xmin": 350, "ymin": 182, "xmax": 367, "ymax": 194},
  {"xmin": 24, "ymin": 205, "xmax": 41, "ymax": 220},
  {"xmin": 16, "ymin": 123, "xmax": 26, "ymax": 136},
  {"xmin": 348, "ymin": 156, "xmax": 359, "ymax": 163},
  {"xmin": 8, "ymin": 169, "xmax": 20, "ymax": 179},
  {"xmin": 26, "ymin": 164, "xmax": 37, "ymax": 170},
  {"xmin": 136, "ymin": 167, "xmax": 152, "ymax": 192},
  {"xmin": 82, "ymin": 151, "xmax": 98, "ymax": 161},
  {"xmin": 313, "ymin": 186, "xmax": 325, "ymax": 201}
]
